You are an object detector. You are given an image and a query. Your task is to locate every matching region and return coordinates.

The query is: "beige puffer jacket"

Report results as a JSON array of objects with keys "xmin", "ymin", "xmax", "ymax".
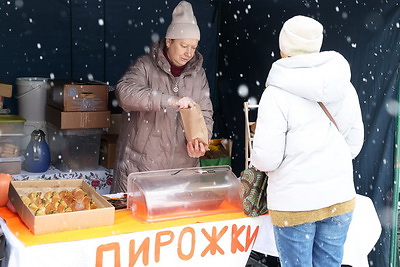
[{"xmin": 110, "ymin": 39, "xmax": 214, "ymax": 193}]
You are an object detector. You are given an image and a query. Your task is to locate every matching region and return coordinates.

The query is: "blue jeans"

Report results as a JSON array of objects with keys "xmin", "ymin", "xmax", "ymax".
[{"xmin": 273, "ymin": 211, "xmax": 353, "ymax": 267}]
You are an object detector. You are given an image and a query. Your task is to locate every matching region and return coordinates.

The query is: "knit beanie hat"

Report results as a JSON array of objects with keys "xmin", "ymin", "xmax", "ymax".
[
  {"xmin": 165, "ymin": 1, "xmax": 200, "ymax": 40},
  {"xmin": 279, "ymin": 15, "xmax": 323, "ymax": 57}
]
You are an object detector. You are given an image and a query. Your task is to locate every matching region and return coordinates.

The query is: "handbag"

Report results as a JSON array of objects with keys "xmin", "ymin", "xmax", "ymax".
[{"xmin": 240, "ymin": 165, "xmax": 269, "ymax": 217}]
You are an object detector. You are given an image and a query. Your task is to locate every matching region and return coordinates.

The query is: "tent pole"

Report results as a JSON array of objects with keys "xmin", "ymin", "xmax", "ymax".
[{"xmin": 390, "ymin": 76, "xmax": 400, "ymax": 266}]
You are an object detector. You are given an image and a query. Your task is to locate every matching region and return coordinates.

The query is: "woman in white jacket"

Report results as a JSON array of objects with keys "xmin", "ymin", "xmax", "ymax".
[{"xmin": 251, "ymin": 15, "xmax": 364, "ymax": 267}]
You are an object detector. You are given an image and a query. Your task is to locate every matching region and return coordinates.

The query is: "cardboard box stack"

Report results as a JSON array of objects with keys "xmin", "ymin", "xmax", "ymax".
[{"xmin": 45, "ymin": 79, "xmax": 111, "ymax": 171}]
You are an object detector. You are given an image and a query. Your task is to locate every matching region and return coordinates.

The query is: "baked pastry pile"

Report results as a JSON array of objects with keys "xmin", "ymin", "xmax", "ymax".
[
  {"xmin": 0, "ymin": 143, "xmax": 19, "ymax": 157},
  {"xmin": 20, "ymin": 188, "xmax": 98, "ymax": 216}
]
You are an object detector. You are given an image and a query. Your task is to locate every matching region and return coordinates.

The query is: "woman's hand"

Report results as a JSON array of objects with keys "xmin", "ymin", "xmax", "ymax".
[
  {"xmin": 177, "ymin": 97, "xmax": 195, "ymax": 109},
  {"xmin": 187, "ymin": 139, "xmax": 207, "ymax": 158},
  {"xmin": 167, "ymin": 96, "xmax": 195, "ymax": 109}
]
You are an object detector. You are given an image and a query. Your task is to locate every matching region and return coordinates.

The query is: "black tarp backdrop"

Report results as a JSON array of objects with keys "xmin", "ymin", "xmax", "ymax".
[
  {"xmin": 0, "ymin": 0, "xmax": 399, "ymax": 266},
  {"xmin": 0, "ymin": 0, "xmax": 218, "ymax": 114},
  {"xmin": 214, "ymin": 1, "xmax": 400, "ymax": 266}
]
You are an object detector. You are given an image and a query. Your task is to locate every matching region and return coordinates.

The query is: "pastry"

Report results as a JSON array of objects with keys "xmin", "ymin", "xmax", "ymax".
[{"xmin": 20, "ymin": 187, "xmax": 97, "ymax": 216}]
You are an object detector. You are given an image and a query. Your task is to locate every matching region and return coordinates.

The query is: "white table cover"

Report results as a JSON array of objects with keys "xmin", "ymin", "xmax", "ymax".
[{"xmin": 252, "ymin": 194, "xmax": 381, "ymax": 267}]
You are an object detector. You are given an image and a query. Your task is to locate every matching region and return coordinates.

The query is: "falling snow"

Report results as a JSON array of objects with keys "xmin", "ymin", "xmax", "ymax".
[{"xmin": 0, "ymin": 1, "xmax": 398, "ymax": 266}]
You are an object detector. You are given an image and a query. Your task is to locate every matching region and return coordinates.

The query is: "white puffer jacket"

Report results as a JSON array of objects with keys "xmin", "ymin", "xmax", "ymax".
[{"xmin": 251, "ymin": 51, "xmax": 364, "ymax": 211}]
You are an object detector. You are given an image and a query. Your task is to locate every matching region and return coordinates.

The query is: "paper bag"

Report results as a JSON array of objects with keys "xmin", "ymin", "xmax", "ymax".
[{"xmin": 180, "ymin": 104, "xmax": 209, "ymax": 148}]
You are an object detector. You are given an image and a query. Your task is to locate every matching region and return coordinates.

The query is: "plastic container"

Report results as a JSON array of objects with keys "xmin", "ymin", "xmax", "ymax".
[
  {"xmin": 0, "ymin": 157, "xmax": 22, "ymax": 174},
  {"xmin": 15, "ymin": 77, "xmax": 50, "ymax": 122},
  {"xmin": 0, "ymin": 133, "xmax": 23, "ymax": 158},
  {"xmin": 47, "ymin": 124, "xmax": 102, "ymax": 171},
  {"xmin": 127, "ymin": 166, "xmax": 243, "ymax": 222},
  {"xmin": 0, "ymin": 115, "xmax": 25, "ymax": 134}
]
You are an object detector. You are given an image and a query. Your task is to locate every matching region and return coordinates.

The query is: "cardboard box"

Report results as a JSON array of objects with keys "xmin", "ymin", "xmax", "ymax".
[
  {"xmin": 0, "ymin": 83, "xmax": 12, "ymax": 98},
  {"xmin": 0, "ymin": 83, "xmax": 12, "ymax": 109},
  {"xmin": 48, "ymin": 79, "xmax": 109, "ymax": 111},
  {"xmin": 99, "ymin": 134, "xmax": 118, "ymax": 169},
  {"xmin": 8, "ymin": 179, "xmax": 115, "ymax": 235},
  {"xmin": 107, "ymin": 113, "xmax": 121, "ymax": 135},
  {"xmin": 46, "ymin": 105, "xmax": 110, "ymax": 129}
]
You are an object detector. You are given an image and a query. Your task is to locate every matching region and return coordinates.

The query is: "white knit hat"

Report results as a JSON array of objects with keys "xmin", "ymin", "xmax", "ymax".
[
  {"xmin": 165, "ymin": 1, "xmax": 200, "ymax": 40},
  {"xmin": 279, "ymin": 15, "xmax": 323, "ymax": 57}
]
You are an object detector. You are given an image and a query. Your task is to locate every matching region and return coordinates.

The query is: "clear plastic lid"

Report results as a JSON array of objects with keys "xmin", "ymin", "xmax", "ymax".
[
  {"xmin": 127, "ymin": 166, "xmax": 243, "ymax": 222},
  {"xmin": 0, "ymin": 156, "xmax": 23, "ymax": 162},
  {"xmin": 0, "ymin": 115, "xmax": 26, "ymax": 123}
]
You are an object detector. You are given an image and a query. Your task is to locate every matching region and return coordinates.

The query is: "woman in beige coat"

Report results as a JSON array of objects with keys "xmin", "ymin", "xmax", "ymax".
[{"xmin": 111, "ymin": 1, "xmax": 214, "ymax": 193}]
